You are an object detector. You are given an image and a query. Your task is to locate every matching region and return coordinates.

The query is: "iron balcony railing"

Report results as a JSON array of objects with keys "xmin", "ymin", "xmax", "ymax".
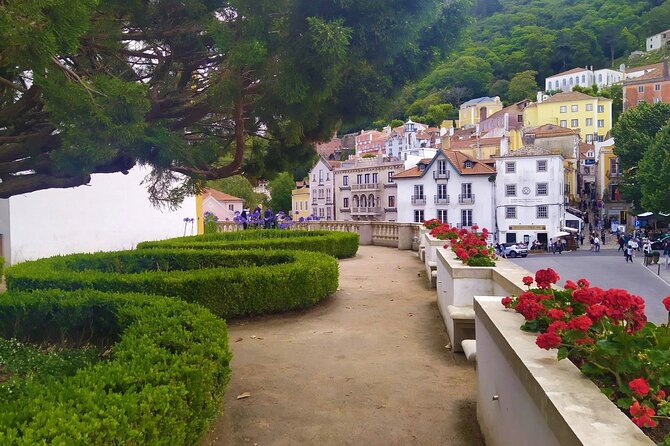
[
  {"xmin": 458, "ymin": 194, "xmax": 475, "ymax": 204},
  {"xmin": 434, "ymin": 195, "xmax": 450, "ymax": 205},
  {"xmin": 411, "ymin": 195, "xmax": 426, "ymax": 205},
  {"xmin": 433, "ymin": 171, "xmax": 450, "ymax": 180}
]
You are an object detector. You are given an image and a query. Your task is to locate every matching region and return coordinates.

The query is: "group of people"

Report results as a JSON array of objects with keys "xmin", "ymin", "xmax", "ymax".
[{"xmin": 548, "ymin": 237, "xmax": 567, "ymax": 254}]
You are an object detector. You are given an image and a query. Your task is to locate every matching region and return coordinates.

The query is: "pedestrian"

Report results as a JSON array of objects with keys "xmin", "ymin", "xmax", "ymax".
[
  {"xmin": 626, "ymin": 241, "xmax": 634, "ymax": 263},
  {"xmin": 549, "ymin": 238, "xmax": 555, "ymax": 254},
  {"xmin": 663, "ymin": 239, "xmax": 670, "ymax": 265},
  {"xmin": 593, "ymin": 235, "xmax": 600, "ymax": 252},
  {"xmin": 580, "ymin": 233, "xmax": 584, "ymax": 246},
  {"xmin": 618, "ymin": 236, "xmax": 625, "ymax": 252},
  {"xmin": 264, "ymin": 208, "xmax": 274, "ymax": 229},
  {"xmin": 557, "ymin": 238, "xmax": 564, "ymax": 254},
  {"xmin": 240, "ymin": 209, "xmax": 248, "ymax": 230}
]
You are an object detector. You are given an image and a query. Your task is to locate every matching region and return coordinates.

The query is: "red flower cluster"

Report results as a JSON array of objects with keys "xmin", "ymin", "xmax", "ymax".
[
  {"xmin": 429, "ymin": 222, "xmax": 496, "ymax": 266},
  {"xmin": 536, "ymin": 332, "xmax": 562, "ymax": 350},
  {"xmin": 522, "ymin": 276, "xmax": 534, "ymax": 286},
  {"xmin": 534, "ymin": 268, "xmax": 560, "ymax": 289},
  {"xmin": 429, "ymin": 223, "xmax": 459, "ymax": 240},
  {"xmin": 629, "ymin": 401, "xmax": 657, "ymax": 428},
  {"xmin": 663, "ymin": 295, "xmax": 670, "ymax": 312},
  {"xmin": 423, "ymin": 218, "xmax": 442, "ymax": 230},
  {"xmin": 629, "ymin": 378, "xmax": 650, "ymax": 397}
]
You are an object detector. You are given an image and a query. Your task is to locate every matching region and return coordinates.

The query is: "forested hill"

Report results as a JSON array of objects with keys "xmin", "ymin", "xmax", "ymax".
[{"xmin": 382, "ymin": 0, "xmax": 670, "ymax": 126}]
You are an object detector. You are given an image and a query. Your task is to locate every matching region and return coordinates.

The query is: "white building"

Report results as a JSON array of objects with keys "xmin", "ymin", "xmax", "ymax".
[
  {"xmin": 545, "ymin": 67, "xmax": 624, "ymax": 92},
  {"xmin": 203, "ymin": 188, "xmax": 243, "ymax": 222},
  {"xmin": 394, "ymin": 149, "xmax": 496, "ymax": 232},
  {"xmin": 309, "ymin": 157, "xmax": 338, "ymax": 220},
  {"xmin": 384, "ymin": 120, "xmax": 439, "ymax": 163},
  {"xmin": 334, "ymin": 156, "xmax": 404, "ymax": 221},
  {"xmin": 0, "ymin": 165, "xmax": 197, "ymax": 265},
  {"xmin": 495, "ymin": 146, "xmax": 566, "ymax": 246},
  {"xmin": 646, "ymin": 29, "xmax": 670, "ymax": 52}
]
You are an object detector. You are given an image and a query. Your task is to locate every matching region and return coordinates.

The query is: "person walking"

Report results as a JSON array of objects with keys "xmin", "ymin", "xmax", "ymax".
[
  {"xmin": 625, "ymin": 240, "xmax": 634, "ymax": 263},
  {"xmin": 593, "ymin": 235, "xmax": 600, "ymax": 252},
  {"xmin": 549, "ymin": 238, "xmax": 554, "ymax": 254},
  {"xmin": 618, "ymin": 236, "xmax": 625, "ymax": 252}
]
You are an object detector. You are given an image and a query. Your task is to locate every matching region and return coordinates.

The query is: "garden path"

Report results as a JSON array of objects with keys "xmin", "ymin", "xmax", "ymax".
[{"xmin": 201, "ymin": 245, "xmax": 483, "ymax": 445}]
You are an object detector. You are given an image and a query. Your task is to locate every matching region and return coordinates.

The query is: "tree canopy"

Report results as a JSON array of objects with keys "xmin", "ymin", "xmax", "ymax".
[
  {"xmin": 0, "ymin": 0, "xmax": 469, "ymax": 203},
  {"xmin": 611, "ymin": 102, "xmax": 670, "ymax": 211},
  {"xmin": 268, "ymin": 172, "xmax": 295, "ymax": 213}
]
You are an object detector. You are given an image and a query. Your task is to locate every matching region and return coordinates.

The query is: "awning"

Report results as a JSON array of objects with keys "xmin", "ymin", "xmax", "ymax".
[
  {"xmin": 553, "ymin": 231, "xmax": 571, "ymax": 238},
  {"xmin": 561, "ymin": 227, "xmax": 578, "ymax": 233},
  {"xmin": 637, "ymin": 212, "xmax": 654, "ymax": 217},
  {"xmin": 660, "ymin": 212, "xmax": 670, "ymax": 217}
]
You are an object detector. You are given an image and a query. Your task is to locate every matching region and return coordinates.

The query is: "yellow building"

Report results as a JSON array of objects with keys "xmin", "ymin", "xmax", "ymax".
[
  {"xmin": 523, "ymin": 91, "xmax": 613, "ymax": 143},
  {"xmin": 291, "ymin": 181, "xmax": 311, "ymax": 219},
  {"xmin": 458, "ymin": 96, "xmax": 503, "ymax": 128}
]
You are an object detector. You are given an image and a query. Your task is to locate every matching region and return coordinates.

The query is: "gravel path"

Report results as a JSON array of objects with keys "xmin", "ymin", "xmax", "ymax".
[{"xmin": 202, "ymin": 245, "xmax": 483, "ymax": 446}]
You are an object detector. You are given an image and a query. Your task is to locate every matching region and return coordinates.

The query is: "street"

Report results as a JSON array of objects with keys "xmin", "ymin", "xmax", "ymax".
[{"xmin": 510, "ymin": 248, "xmax": 670, "ymax": 325}]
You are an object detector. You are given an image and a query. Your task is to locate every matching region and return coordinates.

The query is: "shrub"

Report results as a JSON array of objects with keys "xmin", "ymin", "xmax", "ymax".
[
  {"xmin": 502, "ymin": 270, "xmax": 670, "ymax": 443},
  {"xmin": 136, "ymin": 229, "xmax": 359, "ymax": 259},
  {"xmin": 0, "ymin": 289, "xmax": 231, "ymax": 445},
  {"xmin": 6, "ymin": 249, "xmax": 339, "ymax": 319}
]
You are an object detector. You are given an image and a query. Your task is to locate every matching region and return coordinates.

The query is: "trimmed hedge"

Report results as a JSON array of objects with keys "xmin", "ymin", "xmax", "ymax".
[
  {"xmin": 0, "ymin": 289, "xmax": 231, "ymax": 445},
  {"xmin": 136, "ymin": 229, "xmax": 359, "ymax": 259},
  {"xmin": 6, "ymin": 249, "xmax": 339, "ymax": 319}
]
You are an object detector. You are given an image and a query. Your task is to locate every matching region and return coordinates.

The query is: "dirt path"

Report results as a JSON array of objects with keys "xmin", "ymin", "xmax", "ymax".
[{"xmin": 202, "ymin": 245, "xmax": 484, "ymax": 446}]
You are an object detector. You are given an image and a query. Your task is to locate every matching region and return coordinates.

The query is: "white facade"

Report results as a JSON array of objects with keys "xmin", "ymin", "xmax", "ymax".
[
  {"xmin": 495, "ymin": 148, "xmax": 565, "ymax": 246},
  {"xmin": 202, "ymin": 192, "xmax": 243, "ymax": 222},
  {"xmin": 385, "ymin": 120, "xmax": 438, "ymax": 162},
  {"xmin": 646, "ymin": 29, "xmax": 670, "ymax": 52},
  {"xmin": 545, "ymin": 68, "xmax": 624, "ymax": 92},
  {"xmin": 309, "ymin": 157, "xmax": 336, "ymax": 220},
  {"xmin": 0, "ymin": 165, "xmax": 197, "ymax": 265},
  {"xmin": 395, "ymin": 151, "xmax": 495, "ymax": 232},
  {"xmin": 334, "ymin": 156, "xmax": 404, "ymax": 221}
]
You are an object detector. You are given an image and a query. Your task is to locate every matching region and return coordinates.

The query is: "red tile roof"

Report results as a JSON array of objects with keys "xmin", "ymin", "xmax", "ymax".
[
  {"xmin": 527, "ymin": 124, "xmax": 578, "ymax": 138},
  {"xmin": 205, "ymin": 188, "xmax": 243, "ymax": 202},
  {"xmin": 546, "ymin": 67, "xmax": 589, "ymax": 78},
  {"xmin": 393, "ymin": 166, "xmax": 423, "ymax": 178},
  {"xmin": 541, "ymin": 91, "xmax": 609, "ymax": 104},
  {"xmin": 442, "ymin": 149, "xmax": 496, "ymax": 175}
]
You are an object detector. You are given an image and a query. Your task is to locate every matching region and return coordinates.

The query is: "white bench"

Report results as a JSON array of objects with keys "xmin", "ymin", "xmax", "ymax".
[
  {"xmin": 447, "ymin": 305, "xmax": 475, "ymax": 353},
  {"xmin": 418, "ymin": 245, "xmax": 426, "ymax": 262},
  {"xmin": 461, "ymin": 339, "xmax": 476, "ymax": 362}
]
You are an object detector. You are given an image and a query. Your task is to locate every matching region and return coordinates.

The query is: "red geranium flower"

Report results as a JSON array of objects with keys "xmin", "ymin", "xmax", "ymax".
[
  {"xmin": 501, "ymin": 297, "xmax": 513, "ymax": 308},
  {"xmin": 663, "ymin": 295, "xmax": 670, "ymax": 312},
  {"xmin": 575, "ymin": 337, "xmax": 594, "ymax": 345},
  {"xmin": 567, "ymin": 315, "xmax": 592, "ymax": 331},
  {"xmin": 536, "ymin": 332, "xmax": 562, "ymax": 350},
  {"xmin": 577, "ymin": 278, "xmax": 590, "ymax": 288},
  {"xmin": 522, "ymin": 276, "xmax": 533, "ymax": 286},
  {"xmin": 629, "ymin": 401, "xmax": 657, "ymax": 428},
  {"xmin": 563, "ymin": 280, "xmax": 577, "ymax": 290},
  {"xmin": 629, "ymin": 378, "xmax": 651, "ymax": 397},
  {"xmin": 547, "ymin": 309, "xmax": 565, "ymax": 320},
  {"xmin": 547, "ymin": 320, "xmax": 567, "ymax": 333}
]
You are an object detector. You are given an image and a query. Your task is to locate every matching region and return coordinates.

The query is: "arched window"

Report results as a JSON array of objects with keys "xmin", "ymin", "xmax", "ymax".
[
  {"xmin": 582, "ymin": 74, "xmax": 586, "ymax": 83},
  {"xmin": 360, "ymin": 195, "xmax": 367, "ymax": 207},
  {"xmin": 555, "ymin": 80, "xmax": 559, "ymax": 89},
  {"xmin": 368, "ymin": 194, "xmax": 375, "ymax": 207},
  {"xmin": 353, "ymin": 195, "xmax": 359, "ymax": 207},
  {"xmin": 575, "ymin": 76, "xmax": 579, "ymax": 85},
  {"xmin": 598, "ymin": 74, "xmax": 602, "ymax": 83},
  {"xmin": 569, "ymin": 78, "xmax": 573, "ymax": 85}
]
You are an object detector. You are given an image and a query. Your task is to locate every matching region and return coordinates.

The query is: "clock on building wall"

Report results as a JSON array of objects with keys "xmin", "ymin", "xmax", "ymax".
[{"xmin": 522, "ymin": 187, "xmax": 531, "ymax": 195}]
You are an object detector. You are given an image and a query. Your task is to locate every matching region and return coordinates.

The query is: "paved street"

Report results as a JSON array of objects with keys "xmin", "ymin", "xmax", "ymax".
[{"xmin": 510, "ymin": 247, "xmax": 670, "ymax": 324}]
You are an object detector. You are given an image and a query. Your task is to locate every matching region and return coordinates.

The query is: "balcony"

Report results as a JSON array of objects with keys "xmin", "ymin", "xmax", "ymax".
[
  {"xmin": 351, "ymin": 207, "xmax": 383, "ymax": 215},
  {"xmin": 456, "ymin": 222, "xmax": 477, "ymax": 229},
  {"xmin": 458, "ymin": 194, "xmax": 475, "ymax": 205},
  {"xmin": 433, "ymin": 171, "xmax": 450, "ymax": 180},
  {"xmin": 312, "ymin": 200, "xmax": 318, "ymax": 206},
  {"xmin": 325, "ymin": 200, "xmax": 333, "ymax": 205},
  {"xmin": 384, "ymin": 182, "xmax": 397, "ymax": 188},
  {"xmin": 434, "ymin": 195, "xmax": 450, "ymax": 205},
  {"xmin": 411, "ymin": 195, "xmax": 426, "ymax": 205},
  {"xmin": 340, "ymin": 207, "xmax": 351, "ymax": 213},
  {"xmin": 384, "ymin": 207, "xmax": 398, "ymax": 212},
  {"xmin": 339, "ymin": 185, "xmax": 351, "ymax": 190},
  {"xmin": 351, "ymin": 183, "xmax": 381, "ymax": 191}
]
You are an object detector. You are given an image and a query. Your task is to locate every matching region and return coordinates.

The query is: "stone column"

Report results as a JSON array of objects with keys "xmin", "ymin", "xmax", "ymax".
[
  {"xmin": 397, "ymin": 223, "xmax": 413, "ymax": 250},
  {"xmin": 358, "ymin": 222, "xmax": 372, "ymax": 245}
]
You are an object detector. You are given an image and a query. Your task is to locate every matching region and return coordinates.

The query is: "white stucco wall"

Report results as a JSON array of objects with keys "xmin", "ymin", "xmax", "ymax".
[{"xmin": 1, "ymin": 165, "xmax": 197, "ymax": 265}]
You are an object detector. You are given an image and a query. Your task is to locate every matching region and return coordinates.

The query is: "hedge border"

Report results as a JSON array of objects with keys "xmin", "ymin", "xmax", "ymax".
[
  {"xmin": 136, "ymin": 229, "xmax": 359, "ymax": 259},
  {"xmin": 0, "ymin": 289, "xmax": 231, "ymax": 445},
  {"xmin": 6, "ymin": 248, "xmax": 339, "ymax": 319}
]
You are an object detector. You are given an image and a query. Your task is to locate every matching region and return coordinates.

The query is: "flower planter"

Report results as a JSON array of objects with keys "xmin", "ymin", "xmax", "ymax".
[{"xmin": 474, "ymin": 296, "xmax": 654, "ymax": 446}]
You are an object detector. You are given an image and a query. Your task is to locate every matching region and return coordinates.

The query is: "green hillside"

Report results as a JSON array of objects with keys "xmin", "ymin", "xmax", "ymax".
[{"xmin": 377, "ymin": 0, "xmax": 670, "ymax": 126}]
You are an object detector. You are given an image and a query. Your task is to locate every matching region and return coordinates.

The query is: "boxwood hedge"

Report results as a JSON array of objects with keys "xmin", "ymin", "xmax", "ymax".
[
  {"xmin": 6, "ymin": 249, "xmax": 338, "ymax": 319},
  {"xmin": 0, "ymin": 289, "xmax": 231, "ymax": 445},
  {"xmin": 136, "ymin": 229, "xmax": 359, "ymax": 259}
]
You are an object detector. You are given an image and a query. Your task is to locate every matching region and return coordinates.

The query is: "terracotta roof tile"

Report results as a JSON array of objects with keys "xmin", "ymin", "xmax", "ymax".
[
  {"xmin": 205, "ymin": 188, "xmax": 243, "ymax": 202},
  {"xmin": 392, "ymin": 166, "xmax": 422, "ymax": 178},
  {"xmin": 546, "ymin": 67, "xmax": 589, "ymax": 78},
  {"xmin": 527, "ymin": 124, "xmax": 578, "ymax": 138},
  {"xmin": 626, "ymin": 64, "xmax": 668, "ymax": 83},
  {"xmin": 441, "ymin": 149, "xmax": 496, "ymax": 175},
  {"xmin": 499, "ymin": 145, "xmax": 563, "ymax": 158},
  {"xmin": 579, "ymin": 142, "xmax": 595, "ymax": 156},
  {"xmin": 541, "ymin": 91, "xmax": 610, "ymax": 104}
]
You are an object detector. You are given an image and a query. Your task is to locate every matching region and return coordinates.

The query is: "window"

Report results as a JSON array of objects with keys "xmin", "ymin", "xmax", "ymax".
[
  {"xmin": 569, "ymin": 78, "xmax": 573, "ymax": 86},
  {"xmin": 505, "ymin": 206, "xmax": 517, "ymax": 219},
  {"xmin": 598, "ymin": 74, "xmax": 602, "ymax": 83},
  {"xmin": 464, "ymin": 160, "xmax": 473, "ymax": 168},
  {"xmin": 326, "ymin": 173, "xmax": 330, "ymax": 181},
  {"xmin": 582, "ymin": 74, "xmax": 586, "ymax": 84},
  {"xmin": 655, "ymin": 83, "xmax": 661, "ymax": 91},
  {"xmin": 319, "ymin": 170, "xmax": 323, "ymax": 183},
  {"xmin": 586, "ymin": 103, "xmax": 593, "ymax": 111},
  {"xmin": 571, "ymin": 105, "xmax": 578, "ymax": 112},
  {"xmin": 319, "ymin": 208, "xmax": 325, "ymax": 217},
  {"xmin": 505, "ymin": 161, "xmax": 516, "ymax": 173},
  {"xmin": 461, "ymin": 183, "xmax": 472, "ymax": 198},
  {"xmin": 414, "ymin": 184, "xmax": 424, "ymax": 197},
  {"xmin": 638, "ymin": 85, "xmax": 644, "ymax": 93},
  {"xmin": 537, "ymin": 183, "xmax": 548, "ymax": 196},
  {"xmin": 437, "ymin": 209, "xmax": 448, "ymax": 223},
  {"xmin": 505, "ymin": 184, "xmax": 516, "ymax": 196},
  {"xmin": 560, "ymin": 120, "xmax": 567, "ymax": 128},
  {"xmin": 364, "ymin": 173, "xmax": 370, "ymax": 184},
  {"xmin": 609, "ymin": 158, "xmax": 618, "ymax": 176},
  {"xmin": 571, "ymin": 119, "xmax": 579, "ymax": 127},
  {"xmin": 343, "ymin": 197, "xmax": 349, "ymax": 208},
  {"xmin": 586, "ymin": 118, "xmax": 593, "ymax": 126},
  {"xmin": 461, "ymin": 209, "xmax": 473, "ymax": 227},
  {"xmin": 437, "ymin": 183, "xmax": 448, "ymax": 199},
  {"xmin": 560, "ymin": 106, "xmax": 567, "ymax": 113},
  {"xmin": 388, "ymin": 196, "xmax": 395, "ymax": 207},
  {"xmin": 388, "ymin": 172, "xmax": 394, "ymax": 183},
  {"xmin": 437, "ymin": 160, "xmax": 447, "ymax": 174},
  {"xmin": 597, "ymin": 119, "xmax": 604, "ymax": 128},
  {"xmin": 586, "ymin": 134, "xmax": 593, "ymax": 143},
  {"xmin": 357, "ymin": 174, "xmax": 363, "ymax": 184},
  {"xmin": 372, "ymin": 172, "xmax": 378, "ymax": 183},
  {"xmin": 597, "ymin": 105, "xmax": 604, "ymax": 113},
  {"xmin": 562, "ymin": 79, "xmax": 566, "ymax": 86},
  {"xmin": 537, "ymin": 205, "xmax": 548, "ymax": 219},
  {"xmin": 537, "ymin": 160, "xmax": 547, "ymax": 172},
  {"xmin": 343, "ymin": 176, "xmax": 348, "ymax": 186},
  {"xmin": 414, "ymin": 209, "xmax": 424, "ymax": 223},
  {"xmin": 229, "ymin": 204, "xmax": 234, "ymax": 211}
]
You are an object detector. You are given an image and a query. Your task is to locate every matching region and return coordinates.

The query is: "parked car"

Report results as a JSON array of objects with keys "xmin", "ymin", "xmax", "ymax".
[
  {"xmin": 501, "ymin": 242, "xmax": 528, "ymax": 258},
  {"xmin": 651, "ymin": 233, "xmax": 670, "ymax": 251}
]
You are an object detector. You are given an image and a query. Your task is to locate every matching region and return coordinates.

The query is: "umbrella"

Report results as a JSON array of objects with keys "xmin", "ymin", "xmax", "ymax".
[
  {"xmin": 637, "ymin": 212, "xmax": 653, "ymax": 217},
  {"xmin": 553, "ymin": 231, "xmax": 571, "ymax": 238}
]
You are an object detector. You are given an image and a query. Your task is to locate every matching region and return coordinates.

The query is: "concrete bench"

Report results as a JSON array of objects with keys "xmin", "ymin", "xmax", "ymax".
[
  {"xmin": 418, "ymin": 245, "xmax": 426, "ymax": 262},
  {"xmin": 447, "ymin": 305, "xmax": 475, "ymax": 353},
  {"xmin": 426, "ymin": 261, "xmax": 437, "ymax": 288},
  {"xmin": 461, "ymin": 339, "xmax": 476, "ymax": 362}
]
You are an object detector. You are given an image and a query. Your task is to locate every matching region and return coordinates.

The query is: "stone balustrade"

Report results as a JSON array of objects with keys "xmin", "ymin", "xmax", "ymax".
[{"xmin": 216, "ymin": 220, "xmax": 422, "ymax": 250}]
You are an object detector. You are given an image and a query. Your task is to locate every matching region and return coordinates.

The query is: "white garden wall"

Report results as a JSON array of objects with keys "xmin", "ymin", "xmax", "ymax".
[{"xmin": 1, "ymin": 165, "xmax": 197, "ymax": 264}]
